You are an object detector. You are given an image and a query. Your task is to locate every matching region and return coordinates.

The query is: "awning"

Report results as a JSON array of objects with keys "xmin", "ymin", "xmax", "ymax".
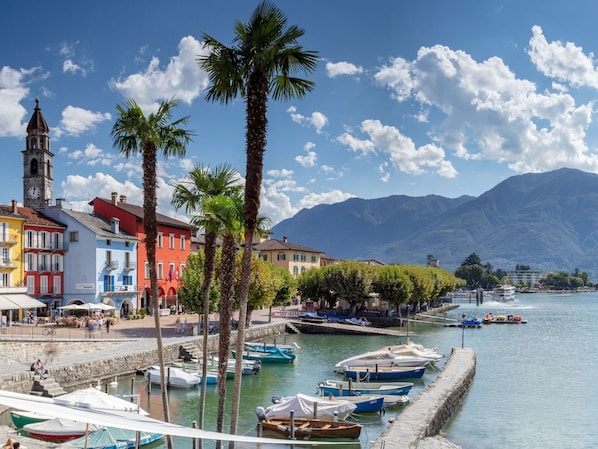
[
  {"xmin": 0, "ymin": 296, "xmax": 20, "ymax": 310},
  {"xmin": 1, "ymin": 294, "xmax": 46, "ymax": 309}
]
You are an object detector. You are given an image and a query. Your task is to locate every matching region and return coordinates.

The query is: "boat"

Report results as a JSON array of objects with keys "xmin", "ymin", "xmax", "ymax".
[
  {"xmin": 483, "ymin": 312, "xmax": 527, "ymax": 324},
  {"xmin": 333, "ymin": 345, "xmax": 440, "ymax": 372},
  {"xmin": 10, "ymin": 410, "xmax": 52, "ymax": 428},
  {"xmin": 330, "ymin": 394, "xmax": 385, "ymax": 413},
  {"xmin": 244, "ymin": 341, "xmax": 300, "ymax": 353},
  {"xmin": 256, "ymin": 393, "xmax": 356, "ymax": 421},
  {"xmin": 298, "ymin": 312, "xmax": 328, "ymax": 323},
  {"xmin": 205, "ymin": 355, "xmax": 262, "ymax": 375},
  {"xmin": 260, "ymin": 417, "xmax": 362, "ymax": 440},
  {"xmin": 378, "ymin": 394, "xmax": 410, "ymax": 407},
  {"xmin": 318, "ymin": 379, "xmax": 413, "ymax": 396},
  {"xmin": 23, "ymin": 417, "xmax": 100, "ymax": 441},
  {"xmin": 343, "ymin": 364, "xmax": 426, "ymax": 381},
  {"xmin": 339, "ymin": 317, "xmax": 370, "ymax": 326},
  {"xmin": 460, "ymin": 316, "xmax": 482, "ymax": 327},
  {"xmin": 232, "ymin": 347, "xmax": 296, "ymax": 363},
  {"xmin": 64, "ymin": 427, "xmax": 164, "ymax": 449},
  {"xmin": 55, "ymin": 387, "xmax": 149, "ymax": 415},
  {"xmin": 146, "ymin": 365, "xmax": 200, "ymax": 388},
  {"xmin": 492, "ymin": 284, "xmax": 516, "ymax": 302}
]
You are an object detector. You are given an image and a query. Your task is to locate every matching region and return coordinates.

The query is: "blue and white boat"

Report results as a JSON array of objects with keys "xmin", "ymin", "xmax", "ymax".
[
  {"xmin": 343, "ymin": 365, "xmax": 426, "ymax": 381},
  {"xmin": 318, "ymin": 379, "xmax": 413, "ymax": 397},
  {"xmin": 244, "ymin": 341, "xmax": 300, "ymax": 353},
  {"xmin": 232, "ymin": 347, "xmax": 296, "ymax": 363}
]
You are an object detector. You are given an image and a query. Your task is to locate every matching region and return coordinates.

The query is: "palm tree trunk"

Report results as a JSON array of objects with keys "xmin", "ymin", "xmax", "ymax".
[
  {"xmin": 215, "ymin": 234, "xmax": 236, "ymax": 449},
  {"xmin": 143, "ymin": 143, "xmax": 172, "ymax": 449},
  {"xmin": 230, "ymin": 70, "xmax": 268, "ymax": 441}
]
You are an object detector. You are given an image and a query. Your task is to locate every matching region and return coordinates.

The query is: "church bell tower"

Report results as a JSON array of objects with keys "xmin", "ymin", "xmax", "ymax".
[{"xmin": 23, "ymin": 99, "xmax": 53, "ymax": 210}]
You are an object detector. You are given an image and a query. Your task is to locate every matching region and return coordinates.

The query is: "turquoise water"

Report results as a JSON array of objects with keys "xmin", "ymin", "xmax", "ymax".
[{"xmin": 115, "ymin": 292, "xmax": 597, "ymax": 449}]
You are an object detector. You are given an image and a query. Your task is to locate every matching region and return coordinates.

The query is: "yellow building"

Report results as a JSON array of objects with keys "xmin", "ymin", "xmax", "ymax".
[
  {"xmin": 0, "ymin": 201, "xmax": 27, "ymax": 288},
  {"xmin": 254, "ymin": 236, "xmax": 322, "ymax": 275}
]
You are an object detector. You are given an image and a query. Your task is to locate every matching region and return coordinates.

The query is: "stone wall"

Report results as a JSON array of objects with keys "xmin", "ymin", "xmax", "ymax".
[{"xmin": 369, "ymin": 347, "xmax": 476, "ymax": 449}]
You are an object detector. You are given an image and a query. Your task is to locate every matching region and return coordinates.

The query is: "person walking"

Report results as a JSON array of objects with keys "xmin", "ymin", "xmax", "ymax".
[{"xmin": 106, "ymin": 317, "xmax": 111, "ymax": 333}]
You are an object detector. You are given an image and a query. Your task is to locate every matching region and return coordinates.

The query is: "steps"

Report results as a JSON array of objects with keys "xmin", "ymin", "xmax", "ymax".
[
  {"xmin": 30, "ymin": 376, "xmax": 67, "ymax": 397},
  {"xmin": 178, "ymin": 342, "xmax": 201, "ymax": 361},
  {"xmin": 285, "ymin": 322, "xmax": 301, "ymax": 334}
]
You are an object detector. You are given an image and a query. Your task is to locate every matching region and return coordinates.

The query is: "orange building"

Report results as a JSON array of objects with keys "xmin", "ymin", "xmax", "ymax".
[{"xmin": 91, "ymin": 193, "xmax": 192, "ymax": 312}]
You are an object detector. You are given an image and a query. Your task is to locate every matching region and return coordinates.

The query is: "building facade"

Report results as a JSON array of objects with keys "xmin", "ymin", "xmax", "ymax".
[
  {"xmin": 91, "ymin": 193, "xmax": 192, "ymax": 311},
  {"xmin": 253, "ymin": 236, "xmax": 322, "ymax": 275}
]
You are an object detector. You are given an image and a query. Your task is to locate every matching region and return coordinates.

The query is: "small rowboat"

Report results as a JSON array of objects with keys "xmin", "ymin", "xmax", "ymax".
[
  {"xmin": 260, "ymin": 417, "xmax": 362, "ymax": 440},
  {"xmin": 232, "ymin": 347, "xmax": 296, "ymax": 363}
]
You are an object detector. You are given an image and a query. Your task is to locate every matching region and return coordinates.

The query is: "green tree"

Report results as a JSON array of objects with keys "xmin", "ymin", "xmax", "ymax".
[
  {"xmin": 171, "ymin": 163, "xmax": 241, "ymax": 442},
  {"xmin": 373, "ymin": 265, "xmax": 413, "ymax": 314},
  {"xmin": 197, "ymin": 2, "xmax": 318, "ymax": 436},
  {"xmin": 111, "ymin": 98, "xmax": 191, "ymax": 449},
  {"xmin": 323, "ymin": 261, "xmax": 375, "ymax": 314}
]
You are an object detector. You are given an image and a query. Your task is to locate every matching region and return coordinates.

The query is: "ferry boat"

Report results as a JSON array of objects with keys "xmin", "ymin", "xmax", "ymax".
[{"xmin": 492, "ymin": 284, "xmax": 516, "ymax": 302}]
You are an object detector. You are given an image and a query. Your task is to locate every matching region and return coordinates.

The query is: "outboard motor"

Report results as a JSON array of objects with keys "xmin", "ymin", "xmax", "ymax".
[{"xmin": 255, "ymin": 406, "xmax": 267, "ymax": 421}]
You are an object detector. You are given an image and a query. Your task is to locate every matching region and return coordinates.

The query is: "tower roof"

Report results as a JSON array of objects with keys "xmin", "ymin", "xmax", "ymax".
[{"xmin": 26, "ymin": 99, "xmax": 49, "ymax": 134}]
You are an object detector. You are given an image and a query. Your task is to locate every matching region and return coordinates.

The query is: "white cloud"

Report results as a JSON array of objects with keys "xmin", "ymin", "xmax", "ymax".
[
  {"xmin": 298, "ymin": 190, "xmax": 356, "ymax": 210},
  {"xmin": 63, "ymin": 59, "xmax": 85, "ymax": 75},
  {"xmin": 326, "ymin": 61, "xmax": 364, "ymax": 78},
  {"xmin": 0, "ymin": 66, "xmax": 36, "ymax": 137},
  {"xmin": 336, "ymin": 133, "xmax": 376, "ymax": 155},
  {"xmin": 528, "ymin": 25, "xmax": 598, "ymax": 89},
  {"xmin": 373, "ymin": 35, "xmax": 598, "ymax": 174},
  {"xmin": 56, "ymin": 105, "xmax": 111, "ymax": 137},
  {"xmin": 58, "ymin": 42, "xmax": 92, "ymax": 77},
  {"xmin": 295, "ymin": 141, "xmax": 317, "ymax": 167},
  {"xmin": 287, "ymin": 106, "xmax": 328, "ymax": 133},
  {"xmin": 110, "ymin": 36, "xmax": 209, "ymax": 113},
  {"xmin": 65, "ymin": 143, "xmax": 115, "ymax": 167}
]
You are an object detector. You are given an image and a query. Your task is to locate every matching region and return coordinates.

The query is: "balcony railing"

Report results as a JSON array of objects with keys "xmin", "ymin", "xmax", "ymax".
[
  {"xmin": 105, "ymin": 260, "xmax": 119, "ymax": 270},
  {"xmin": 124, "ymin": 261, "xmax": 137, "ymax": 270},
  {"xmin": 103, "ymin": 285, "xmax": 137, "ymax": 293}
]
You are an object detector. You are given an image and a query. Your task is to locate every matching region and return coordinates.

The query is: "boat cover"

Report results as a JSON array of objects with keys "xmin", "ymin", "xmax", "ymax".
[
  {"xmin": 263, "ymin": 393, "xmax": 356, "ymax": 420},
  {"xmin": 23, "ymin": 417, "xmax": 100, "ymax": 435},
  {"xmin": 56, "ymin": 387, "xmax": 148, "ymax": 415}
]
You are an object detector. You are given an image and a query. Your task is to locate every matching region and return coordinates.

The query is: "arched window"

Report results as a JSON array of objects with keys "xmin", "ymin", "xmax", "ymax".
[
  {"xmin": 46, "ymin": 160, "xmax": 51, "ymax": 177},
  {"xmin": 30, "ymin": 159, "xmax": 38, "ymax": 175}
]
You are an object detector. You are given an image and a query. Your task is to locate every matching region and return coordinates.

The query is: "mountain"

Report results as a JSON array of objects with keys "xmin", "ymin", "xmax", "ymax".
[{"xmin": 271, "ymin": 168, "xmax": 598, "ymax": 278}]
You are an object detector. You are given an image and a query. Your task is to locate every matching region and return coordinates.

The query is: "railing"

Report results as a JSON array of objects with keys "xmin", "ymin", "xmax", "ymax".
[
  {"xmin": 104, "ymin": 285, "xmax": 137, "ymax": 293},
  {"xmin": 124, "ymin": 261, "xmax": 137, "ymax": 270},
  {"xmin": 105, "ymin": 260, "xmax": 118, "ymax": 270},
  {"xmin": 1, "ymin": 259, "xmax": 12, "ymax": 267}
]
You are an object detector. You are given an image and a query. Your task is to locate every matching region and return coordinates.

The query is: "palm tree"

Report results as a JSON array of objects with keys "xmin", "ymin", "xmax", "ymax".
[
  {"xmin": 171, "ymin": 163, "xmax": 242, "ymax": 443},
  {"xmin": 111, "ymin": 98, "xmax": 191, "ymax": 449},
  {"xmin": 197, "ymin": 1, "xmax": 318, "ymax": 436}
]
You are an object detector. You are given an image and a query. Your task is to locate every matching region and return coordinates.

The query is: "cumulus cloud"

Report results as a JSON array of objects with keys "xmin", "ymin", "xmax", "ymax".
[
  {"xmin": 287, "ymin": 106, "xmax": 328, "ymax": 133},
  {"xmin": 55, "ymin": 105, "xmax": 111, "ymax": 137},
  {"xmin": 295, "ymin": 141, "xmax": 317, "ymax": 167},
  {"xmin": 297, "ymin": 190, "xmax": 356, "ymax": 210},
  {"xmin": 326, "ymin": 61, "xmax": 364, "ymax": 78},
  {"xmin": 528, "ymin": 25, "xmax": 598, "ymax": 89},
  {"xmin": 110, "ymin": 36, "xmax": 209, "ymax": 113},
  {"xmin": 373, "ymin": 33, "xmax": 598, "ymax": 174},
  {"xmin": 0, "ymin": 66, "xmax": 37, "ymax": 137},
  {"xmin": 58, "ymin": 42, "xmax": 93, "ymax": 76},
  {"xmin": 65, "ymin": 143, "xmax": 114, "ymax": 167}
]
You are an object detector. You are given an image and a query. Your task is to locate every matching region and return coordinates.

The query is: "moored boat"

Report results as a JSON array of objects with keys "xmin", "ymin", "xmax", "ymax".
[
  {"xmin": 244, "ymin": 341, "xmax": 300, "ymax": 353},
  {"xmin": 256, "ymin": 393, "xmax": 356, "ymax": 421},
  {"xmin": 334, "ymin": 345, "xmax": 439, "ymax": 372},
  {"xmin": 343, "ymin": 364, "xmax": 426, "ymax": 381},
  {"xmin": 484, "ymin": 313, "xmax": 527, "ymax": 324},
  {"xmin": 64, "ymin": 427, "xmax": 164, "ymax": 449},
  {"xmin": 23, "ymin": 417, "xmax": 100, "ymax": 441},
  {"xmin": 298, "ymin": 312, "xmax": 328, "ymax": 323},
  {"xmin": 492, "ymin": 284, "xmax": 516, "ymax": 302},
  {"xmin": 10, "ymin": 410, "xmax": 52, "ymax": 428},
  {"xmin": 232, "ymin": 347, "xmax": 296, "ymax": 363},
  {"xmin": 260, "ymin": 417, "xmax": 362, "ymax": 440},
  {"xmin": 318, "ymin": 379, "xmax": 413, "ymax": 396},
  {"xmin": 146, "ymin": 365, "xmax": 200, "ymax": 388}
]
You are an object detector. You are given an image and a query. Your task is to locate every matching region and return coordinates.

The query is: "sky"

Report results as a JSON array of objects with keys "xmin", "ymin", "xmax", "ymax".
[{"xmin": 3, "ymin": 1, "xmax": 598, "ymax": 228}]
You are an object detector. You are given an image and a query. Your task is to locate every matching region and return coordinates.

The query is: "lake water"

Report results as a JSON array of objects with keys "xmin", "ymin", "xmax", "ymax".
[{"xmin": 114, "ymin": 292, "xmax": 597, "ymax": 449}]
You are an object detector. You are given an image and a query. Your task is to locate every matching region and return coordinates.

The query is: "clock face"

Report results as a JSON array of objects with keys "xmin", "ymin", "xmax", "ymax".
[{"xmin": 28, "ymin": 186, "xmax": 40, "ymax": 199}]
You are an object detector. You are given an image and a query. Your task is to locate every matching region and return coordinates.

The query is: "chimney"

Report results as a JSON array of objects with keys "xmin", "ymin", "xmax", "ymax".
[
  {"xmin": 56, "ymin": 198, "xmax": 64, "ymax": 209},
  {"xmin": 119, "ymin": 195, "xmax": 127, "ymax": 204},
  {"xmin": 11, "ymin": 199, "xmax": 17, "ymax": 214},
  {"xmin": 111, "ymin": 192, "xmax": 118, "ymax": 205},
  {"xmin": 283, "ymin": 236, "xmax": 288, "ymax": 243},
  {"xmin": 111, "ymin": 218, "xmax": 120, "ymax": 234}
]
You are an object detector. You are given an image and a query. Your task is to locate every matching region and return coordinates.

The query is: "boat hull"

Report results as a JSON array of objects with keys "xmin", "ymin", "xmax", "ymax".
[
  {"xmin": 344, "ymin": 365, "xmax": 426, "ymax": 381},
  {"xmin": 260, "ymin": 418, "xmax": 362, "ymax": 440},
  {"xmin": 318, "ymin": 380, "xmax": 413, "ymax": 396}
]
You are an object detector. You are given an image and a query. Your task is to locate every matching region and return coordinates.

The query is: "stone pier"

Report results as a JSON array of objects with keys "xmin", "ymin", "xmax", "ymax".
[{"xmin": 370, "ymin": 347, "xmax": 476, "ymax": 449}]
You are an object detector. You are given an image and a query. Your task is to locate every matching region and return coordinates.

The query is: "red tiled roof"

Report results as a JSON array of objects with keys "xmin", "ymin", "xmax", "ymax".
[
  {"xmin": 253, "ymin": 239, "xmax": 322, "ymax": 254},
  {"xmin": 17, "ymin": 207, "xmax": 66, "ymax": 228}
]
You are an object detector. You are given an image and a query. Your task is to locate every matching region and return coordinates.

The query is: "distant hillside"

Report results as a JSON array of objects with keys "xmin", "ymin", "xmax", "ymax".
[{"xmin": 271, "ymin": 168, "xmax": 598, "ymax": 278}]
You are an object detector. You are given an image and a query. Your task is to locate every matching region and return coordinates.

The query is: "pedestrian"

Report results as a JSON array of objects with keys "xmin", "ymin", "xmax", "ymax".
[
  {"xmin": 106, "ymin": 317, "xmax": 111, "ymax": 333},
  {"xmin": 33, "ymin": 359, "xmax": 46, "ymax": 379}
]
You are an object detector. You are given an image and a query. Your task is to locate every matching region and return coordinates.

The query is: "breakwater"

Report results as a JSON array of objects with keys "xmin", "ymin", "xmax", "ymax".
[{"xmin": 370, "ymin": 347, "xmax": 476, "ymax": 449}]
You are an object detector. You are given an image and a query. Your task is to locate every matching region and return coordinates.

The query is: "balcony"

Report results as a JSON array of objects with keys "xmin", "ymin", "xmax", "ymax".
[
  {"xmin": 124, "ymin": 261, "xmax": 137, "ymax": 270},
  {"xmin": 103, "ymin": 285, "xmax": 137, "ymax": 294},
  {"xmin": 37, "ymin": 265, "xmax": 49, "ymax": 272},
  {"xmin": 105, "ymin": 260, "xmax": 119, "ymax": 270}
]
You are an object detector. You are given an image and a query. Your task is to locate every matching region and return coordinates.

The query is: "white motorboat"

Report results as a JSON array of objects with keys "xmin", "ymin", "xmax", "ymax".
[
  {"xmin": 334, "ymin": 344, "xmax": 442, "ymax": 373},
  {"xmin": 256, "ymin": 393, "xmax": 356, "ymax": 421},
  {"xmin": 146, "ymin": 366, "xmax": 200, "ymax": 388}
]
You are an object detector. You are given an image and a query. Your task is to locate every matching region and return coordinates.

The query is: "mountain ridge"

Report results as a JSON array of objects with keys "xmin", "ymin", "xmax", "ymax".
[{"xmin": 271, "ymin": 168, "xmax": 598, "ymax": 278}]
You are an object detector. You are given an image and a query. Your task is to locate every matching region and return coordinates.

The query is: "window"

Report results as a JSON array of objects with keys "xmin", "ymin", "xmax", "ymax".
[
  {"xmin": 179, "ymin": 263, "xmax": 185, "ymax": 278},
  {"xmin": 123, "ymin": 275, "xmax": 133, "ymax": 286},
  {"xmin": 40, "ymin": 232, "xmax": 49, "ymax": 249},
  {"xmin": 26, "ymin": 275, "xmax": 35, "ymax": 295},
  {"xmin": 106, "ymin": 250, "xmax": 112, "ymax": 265},
  {"xmin": 180, "ymin": 235, "xmax": 186, "ymax": 250},
  {"xmin": 53, "ymin": 254, "xmax": 63, "ymax": 272},
  {"xmin": 293, "ymin": 266, "xmax": 299, "ymax": 275},
  {"xmin": 311, "ymin": 255, "xmax": 317, "ymax": 263},
  {"xmin": 53, "ymin": 276, "xmax": 61, "ymax": 294},
  {"xmin": 0, "ymin": 223, "xmax": 7, "ymax": 243},
  {"xmin": 301, "ymin": 266, "xmax": 307, "ymax": 273},
  {"xmin": 103, "ymin": 275, "xmax": 114, "ymax": 292},
  {"xmin": 40, "ymin": 276, "xmax": 48, "ymax": 295},
  {"xmin": 300, "ymin": 254, "xmax": 307, "ymax": 262},
  {"xmin": 30, "ymin": 158, "xmax": 38, "ymax": 175},
  {"xmin": 53, "ymin": 232, "xmax": 61, "ymax": 250},
  {"xmin": 69, "ymin": 231, "xmax": 79, "ymax": 242},
  {"xmin": 169, "ymin": 233, "xmax": 175, "ymax": 249},
  {"xmin": 144, "ymin": 262, "xmax": 150, "ymax": 279},
  {"xmin": 2, "ymin": 248, "xmax": 9, "ymax": 265},
  {"xmin": 293, "ymin": 254, "xmax": 299, "ymax": 261},
  {"xmin": 106, "ymin": 239, "xmax": 112, "ymax": 246},
  {"xmin": 39, "ymin": 254, "xmax": 50, "ymax": 271},
  {"xmin": 277, "ymin": 253, "xmax": 286, "ymax": 261},
  {"xmin": 25, "ymin": 231, "xmax": 35, "ymax": 248},
  {"xmin": 1, "ymin": 273, "xmax": 9, "ymax": 288},
  {"xmin": 261, "ymin": 254, "xmax": 268, "ymax": 261},
  {"xmin": 125, "ymin": 241, "xmax": 130, "ymax": 247},
  {"xmin": 25, "ymin": 253, "xmax": 36, "ymax": 271},
  {"xmin": 157, "ymin": 233, "xmax": 163, "ymax": 248},
  {"xmin": 157, "ymin": 262, "xmax": 164, "ymax": 280}
]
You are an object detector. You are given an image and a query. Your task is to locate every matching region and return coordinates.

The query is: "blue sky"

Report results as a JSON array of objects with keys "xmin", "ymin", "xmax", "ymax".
[{"xmin": 3, "ymin": 1, "xmax": 598, "ymax": 226}]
